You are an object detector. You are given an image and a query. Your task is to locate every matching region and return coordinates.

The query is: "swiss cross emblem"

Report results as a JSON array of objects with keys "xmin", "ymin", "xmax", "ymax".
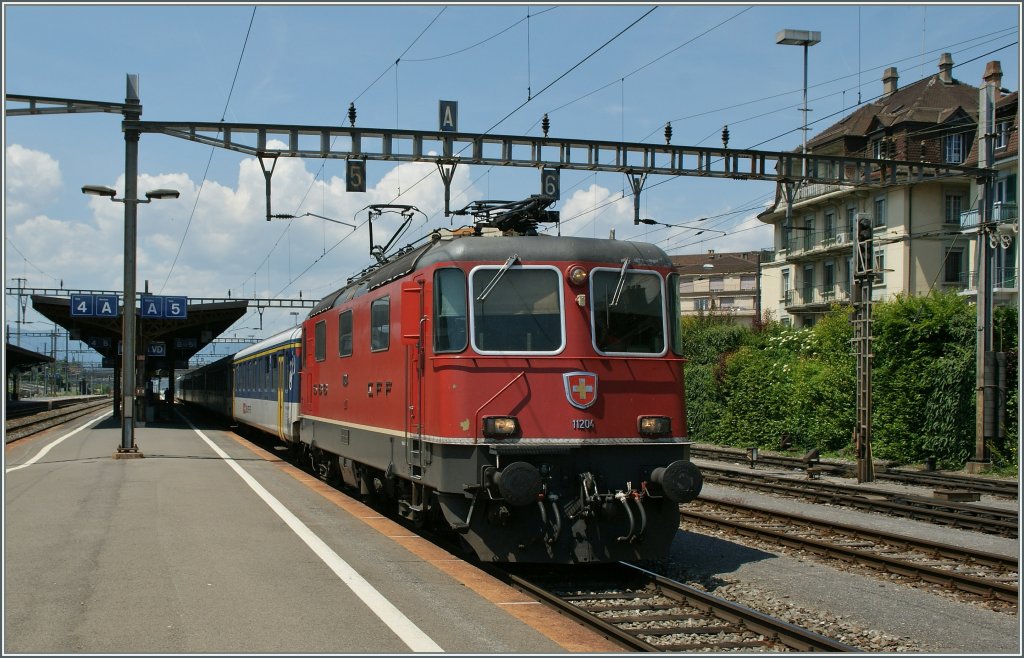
[{"xmin": 563, "ymin": 371, "xmax": 598, "ymax": 409}]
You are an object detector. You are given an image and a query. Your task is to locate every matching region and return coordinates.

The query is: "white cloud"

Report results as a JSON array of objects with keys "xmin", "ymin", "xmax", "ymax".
[
  {"xmin": 557, "ymin": 184, "xmax": 633, "ymax": 239},
  {"xmin": 4, "ymin": 144, "xmax": 61, "ymax": 218}
]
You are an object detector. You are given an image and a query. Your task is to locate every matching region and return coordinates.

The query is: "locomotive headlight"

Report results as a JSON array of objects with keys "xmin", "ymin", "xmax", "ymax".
[
  {"xmin": 638, "ymin": 415, "xmax": 671, "ymax": 436},
  {"xmin": 483, "ymin": 416, "xmax": 519, "ymax": 437},
  {"xmin": 566, "ymin": 265, "xmax": 588, "ymax": 286}
]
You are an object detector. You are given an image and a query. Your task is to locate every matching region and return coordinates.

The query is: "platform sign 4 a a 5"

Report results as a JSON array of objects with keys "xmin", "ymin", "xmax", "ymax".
[{"xmin": 141, "ymin": 295, "xmax": 188, "ymax": 319}]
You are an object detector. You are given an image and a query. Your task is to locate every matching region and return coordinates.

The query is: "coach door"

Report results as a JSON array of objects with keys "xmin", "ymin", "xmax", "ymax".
[
  {"xmin": 276, "ymin": 353, "xmax": 286, "ymax": 441},
  {"xmin": 401, "ymin": 281, "xmax": 426, "ymax": 479}
]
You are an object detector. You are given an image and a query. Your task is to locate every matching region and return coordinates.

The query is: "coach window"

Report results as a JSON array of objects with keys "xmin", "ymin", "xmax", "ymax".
[
  {"xmin": 433, "ymin": 268, "xmax": 467, "ymax": 353},
  {"xmin": 338, "ymin": 309, "xmax": 353, "ymax": 357},
  {"xmin": 370, "ymin": 297, "xmax": 390, "ymax": 352},
  {"xmin": 591, "ymin": 268, "xmax": 666, "ymax": 355},
  {"xmin": 471, "ymin": 266, "xmax": 563, "ymax": 353},
  {"xmin": 314, "ymin": 319, "xmax": 327, "ymax": 361}
]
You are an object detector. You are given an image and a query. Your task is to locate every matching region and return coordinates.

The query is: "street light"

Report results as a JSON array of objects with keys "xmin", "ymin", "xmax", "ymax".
[
  {"xmin": 82, "ymin": 183, "xmax": 179, "ymax": 457},
  {"xmin": 776, "ymin": 29, "xmax": 821, "ymax": 177}
]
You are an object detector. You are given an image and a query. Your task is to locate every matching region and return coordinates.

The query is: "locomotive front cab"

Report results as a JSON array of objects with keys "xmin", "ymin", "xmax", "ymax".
[{"xmin": 425, "ymin": 238, "xmax": 703, "ymax": 563}]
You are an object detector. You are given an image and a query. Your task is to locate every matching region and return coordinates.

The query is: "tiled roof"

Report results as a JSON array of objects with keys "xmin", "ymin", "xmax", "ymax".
[
  {"xmin": 670, "ymin": 252, "xmax": 761, "ymax": 275},
  {"xmin": 963, "ymin": 91, "xmax": 1019, "ymax": 166},
  {"xmin": 808, "ymin": 73, "xmax": 981, "ymax": 150}
]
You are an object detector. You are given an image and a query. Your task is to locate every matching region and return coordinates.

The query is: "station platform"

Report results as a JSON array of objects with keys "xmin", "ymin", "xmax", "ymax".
[{"xmin": 4, "ymin": 409, "xmax": 618, "ymax": 654}]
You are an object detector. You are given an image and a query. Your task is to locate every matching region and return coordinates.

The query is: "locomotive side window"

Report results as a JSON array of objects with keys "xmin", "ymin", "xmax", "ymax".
[
  {"xmin": 591, "ymin": 269, "xmax": 667, "ymax": 355},
  {"xmin": 314, "ymin": 320, "xmax": 327, "ymax": 362},
  {"xmin": 433, "ymin": 268, "xmax": 467, "ymax": 353},
  {"xmin": 338, "ymin": 309, "xmax": 353, "ymax": 357},
  {"xmin": 470, "ymin": 266, "xmax": 564, "ymax": 354},
  {"xmin": 370, "ymin": 297, "xmax": 390, "ymax": 352}
]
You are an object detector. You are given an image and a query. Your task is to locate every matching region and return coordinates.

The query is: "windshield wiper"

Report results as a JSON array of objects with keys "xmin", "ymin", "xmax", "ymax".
[
  {"xmin": 476, "ymin": 254, "xmax": 520, "ymax": 302},
  {"xmin": 610, "ymin": 257, "xmax": 631, "ymax": 307}
]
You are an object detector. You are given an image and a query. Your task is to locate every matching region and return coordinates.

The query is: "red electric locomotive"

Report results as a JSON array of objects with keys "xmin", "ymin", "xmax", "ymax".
[{"xmin": 296, "ymin": 198, "xmax": 702, "ymax": 563}]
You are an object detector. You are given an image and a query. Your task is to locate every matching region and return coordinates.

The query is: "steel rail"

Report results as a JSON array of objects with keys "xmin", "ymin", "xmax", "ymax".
[
  {"xmin": 701, "ymin": 466, "xmax": 1018, "ymax": 537},
  {"xmin": 684, "ymin": 498, "xmax": 1018, "ymax": 603}
]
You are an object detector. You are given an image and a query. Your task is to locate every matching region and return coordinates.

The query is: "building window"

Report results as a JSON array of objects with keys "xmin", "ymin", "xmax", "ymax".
[
  {"xmin": 944, "ymin": 133, "xmax": 965, "ymax": 164},
  {"xmin": 803, "ymin": 265, "xmax": 814, "ymax": 301},
  {"xmin": 803, "ymin": 216, "xmax": 816, "ymax": 250},
  {"xmin": 874, "ymin": 249, "xmax": 885, "ymax": 286},
  {"xmin": 719, "ymin": 297, "xmax": 735, "ymax": 309},
  {"xmin": 873, "ymin": 196, "xmax": 887, "ymax": 228},
  {"xmin": 782, "ymin": 269, "xmax": 791, "ymax": 293},
  {"xmin": 944, "ymin": 194, "xmax": 963, "ymax": 225},
  {"xmin": 996, "ymin": 120, "xmax": 1012, "ymax": 149},
  {"xmin": 740, "ymin": 274, "xmax": 755, "ymax": 291},
  {"xmin": 679, "ymin": 278, "xmax": 695, "ymax": 293},
  {"xmin": 694, "ymin": 298, "xmax": 710, "ymax": 311},
  {"xmin": 944, "ymin": 249, "xmax": 964, "ymax": 285},
  {"xmin": 846, "ymin": 206, "xmax": 857, "ymax": 236},
  {"xmin": 824, "ymin": 260, "xmax": 836, "ymax": 292},
  {"xmin": 871, "ymin": 139, "xmax": 883, "ymax": 159},
  {"xmin": 370, "ymin": 297, "xmax": 390, "ymax": 352},
  {"xmin": 709, "ymin": 275, "xmax": 724, "ymax": 292},
  {"xmin": 824, "ymin": 210, "xmax": 835, "ymax": 239}
]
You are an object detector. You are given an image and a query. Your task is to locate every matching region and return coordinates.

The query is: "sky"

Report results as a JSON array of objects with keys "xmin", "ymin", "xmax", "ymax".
[{"xmin": 3, "ymin": 2, "xmax": 1020, "ymax": 365}]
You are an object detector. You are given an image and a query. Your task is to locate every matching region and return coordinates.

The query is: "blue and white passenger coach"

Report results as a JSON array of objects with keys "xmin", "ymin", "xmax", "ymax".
[{"xmin": 231, "ymin": 327, "xmax": 302, "ymax": 442}]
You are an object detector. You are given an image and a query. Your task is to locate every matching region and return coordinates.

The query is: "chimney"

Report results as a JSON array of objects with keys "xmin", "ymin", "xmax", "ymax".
[
  {"xmin": 882, "ymin": 67, "xmax": 899, "ymax": 96},
  {"xmin": 938, "ymin": 52, "xmax": 954, "ymax": 84},
  {"xmin": 983, "ymin": 60, "xmax": 1003, "ymax": 99}
]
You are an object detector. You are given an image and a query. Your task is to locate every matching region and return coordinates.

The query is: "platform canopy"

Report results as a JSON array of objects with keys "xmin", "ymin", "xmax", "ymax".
[{"xmin": 30, "ymin": 295, "xmax": 248, "ymax": 373}]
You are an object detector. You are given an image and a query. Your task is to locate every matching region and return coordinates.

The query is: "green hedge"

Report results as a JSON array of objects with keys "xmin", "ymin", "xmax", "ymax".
[{"xmin": 680, "ymin": 293, "xmax": 1018, "ymax": 470}]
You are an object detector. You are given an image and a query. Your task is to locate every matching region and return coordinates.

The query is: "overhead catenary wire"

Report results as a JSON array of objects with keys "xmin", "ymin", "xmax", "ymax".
[{"xmin": 159, "ymin": 5, "xmax": 258, "ymax": 295}]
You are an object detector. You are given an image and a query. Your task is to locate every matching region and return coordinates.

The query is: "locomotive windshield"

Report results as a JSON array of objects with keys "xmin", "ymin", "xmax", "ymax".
[
  {"xmin": 591, "ymin": 269, "xmax": 667, "ymax": 355},
  {"xmin": 470, "ymin": 266, "xmax": 564, "ymax": 353}
]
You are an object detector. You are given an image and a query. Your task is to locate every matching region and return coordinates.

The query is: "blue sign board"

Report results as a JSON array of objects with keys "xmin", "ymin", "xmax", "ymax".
[
  {"xmin": 174, "ymin": 337, "xmax": 198, "ymax": 349},
  {"xmin": 71, "ymin": 293, "xmax": 121, "ymax": 318},
  {"xmin": 70, "ymin": 294, "xmax": 95, "ymax": 317},
  {"xmin": 139, "ymin": 295, "xmax": 188, "ymax": 319},
  {"xmin": 164, "ymin": 296, "xmax": 187, "ymax": 319},
  {"xmin": 141, "ymin": 296, "xmax": 163, "ymax": 318},
  {"xmin": 147, "ymin": 342, "xmax": 167, "ymax": 357},
  {"xmin": 95, "ymin": 294, "xmax": 119, "ymax": 317}
]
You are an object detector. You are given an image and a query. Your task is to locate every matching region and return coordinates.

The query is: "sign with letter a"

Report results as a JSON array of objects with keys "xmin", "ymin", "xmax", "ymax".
[{"xmin": 439, "ymin": 100, "xmax": 458, "ymax": 132}]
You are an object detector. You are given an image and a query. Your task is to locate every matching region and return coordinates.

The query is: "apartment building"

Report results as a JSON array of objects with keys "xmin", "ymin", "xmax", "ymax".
[
  {"xmin": 671, "ymin": 250, "xmax": 768, "ymax": 327},
  {"xmin": 758, "ymin": 54, "xmax": 1019, "ymax": 327}
]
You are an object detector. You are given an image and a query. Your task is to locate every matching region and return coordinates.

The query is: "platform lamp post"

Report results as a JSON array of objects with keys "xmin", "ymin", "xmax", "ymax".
[
  {"xmin": 82, "ymin": 184, "xmax": 179, "ymax": 458},
  {"xmin": 776, "ymin": 29, "xmax": 821, "ymax": 178}
]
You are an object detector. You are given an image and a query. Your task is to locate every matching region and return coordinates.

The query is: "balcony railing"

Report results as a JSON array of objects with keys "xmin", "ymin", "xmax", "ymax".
[
  {"xmin": 957, "ymin": 267, "xmax": 1019, "ymax": 291},
  {"xmin": 959, "ymin": 201, "xmax": 1018, "ymax": 230},
  {"xmin": 781, "ymin": 230, "xmax": 855, "ymax": 257},
  {"xmin": 782, "ymin": 283, "xmax": 852, "ymax": 308}
]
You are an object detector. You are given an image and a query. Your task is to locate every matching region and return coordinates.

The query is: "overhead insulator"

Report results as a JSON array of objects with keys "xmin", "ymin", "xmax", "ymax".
[
  {"xmin": 348, "ymin": 102, "xmax": 357, "ymax": 127},
  {"xmin": 722, "ymin": 125, "xmax": 730, "ymax": 149},
  {"xmin": 664, "ymin": 122, "xmax": 672, "ymax": 144},
  {"xmin": 542, "ymin": 113, "xmax": 550, "ymax": 138}
]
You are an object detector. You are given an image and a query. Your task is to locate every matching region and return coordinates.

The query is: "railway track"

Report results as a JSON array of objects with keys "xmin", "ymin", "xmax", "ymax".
[
  {"xmin": 496, "ymin": 562, "xmax": 860, "ymax": 652},
  {"xmin": 700, "ymin": 465, "xmax": 1019, "ymax": 538},
  {"xmin": 4, "ymin": 398, "xmax": 110, "ymax": 442},
  {"xmin": 683, "ymin": 496, "xmax": 1019, "ymax": 606},
  {"xmin": 691, "ymin": 446, "xmax": 1019, "ymax": 499}
]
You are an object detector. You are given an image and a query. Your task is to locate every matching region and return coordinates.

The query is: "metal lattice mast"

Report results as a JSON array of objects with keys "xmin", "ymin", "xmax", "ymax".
[{"xmin": 852, "ymin": 213, "xmax": 875, "ymax": 483}]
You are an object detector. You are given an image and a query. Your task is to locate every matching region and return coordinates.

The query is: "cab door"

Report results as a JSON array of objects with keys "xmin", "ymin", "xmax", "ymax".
[{"xmin": 401, "ymin": 280, "xmax": 426, "ymax": 478}]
